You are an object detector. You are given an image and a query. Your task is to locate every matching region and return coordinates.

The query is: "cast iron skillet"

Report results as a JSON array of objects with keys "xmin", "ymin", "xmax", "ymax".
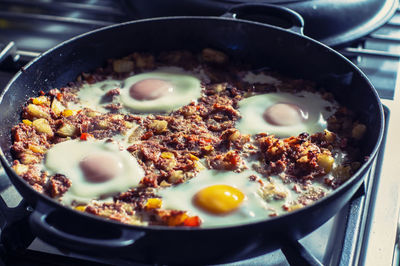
[{"xmin": 0, "ymin": 4, "xmax": 384, "ymax": 265}]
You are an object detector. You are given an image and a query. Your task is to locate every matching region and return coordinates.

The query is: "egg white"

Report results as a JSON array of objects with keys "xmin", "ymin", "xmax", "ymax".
[
  {"xmin": 75, "ymin": 67, "xmax": 203, "ymax": 114},
  {"xmin": 119, "ymin": 67, "xmax": 202, "ymax": 113},
  {"xmin": 159, "ymin": 169, "xmax": 275, "ymax": 227},
  {"xmin": 74, "ymin": 79, "xmax": 123, "ymax": 113},
  {"xmin": 42, "ymin": 139, "xmax": 144, "ymax": 204},
  {"xmin": 236, "ymin": 92, "xmax": 337, "ymax": 137}
]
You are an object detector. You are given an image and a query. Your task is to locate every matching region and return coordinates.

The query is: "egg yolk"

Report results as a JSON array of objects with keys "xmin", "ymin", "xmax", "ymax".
[
  {"xmin": 263, "ymin": 102, "xmax": 307, "ymax": 126},
  {"xmin": 79, "ymin": 153, "xmax": 123, "ymax": 183},
  {"xmin": 129, "ymin": 78, "xmax": 173, "ymax": 101},
  {"xmin": 193, "ymin": 185, "xmax": 245, "ymax": 214}
]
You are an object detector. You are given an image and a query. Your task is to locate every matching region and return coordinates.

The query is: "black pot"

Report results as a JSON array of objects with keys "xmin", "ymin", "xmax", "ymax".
[
  {"xmin": 0, "ymin": 6, "xmax": 384, "ymax": 265},
  {"xmin": 122, "ymin": 0, "xmax": 398, "ymax": 47}
]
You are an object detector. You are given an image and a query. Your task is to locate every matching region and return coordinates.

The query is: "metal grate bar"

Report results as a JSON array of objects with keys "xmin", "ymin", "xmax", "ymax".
[
  {"xmin": 340, "ymin": 47, "xmax": 400, "ymax": 59},
  {"xmin": 16, "ymin": 50, "xmax": 40, "ymax": 58},
  {"xmin": 366, "ymin": 34, "xmax": 400, "ymax": 43},
  {"xmin": 0, "ymin": 11, "xmax": 113, "ymax": 27},
  {"xmin": 385, "ymin": 21, "xmax": 400, "ymax": 27}
]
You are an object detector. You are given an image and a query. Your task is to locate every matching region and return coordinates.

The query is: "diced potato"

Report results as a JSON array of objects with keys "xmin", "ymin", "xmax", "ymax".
[
  {"xmin": 169, "ymin": 170, "xmax": 184, "ymax": 184},
  {"xmin": 161, "ymin": 152, "xmax": 174, "ymax": 159},
  {"xmin": 286, "ymin": 203, "xmax": 303, "ymax": 212},
  {"xmin": 133, "ymin": 53, "xmax": 154, "ymax": 69},
  {"xmin": 75, "ymin": 205, "xmax": 87, "ymax": 212},
  {"xmin": 202, "ymin": 145, "xmax": 214, "ymax": 152},
  {"xmin": 201, "ymin": 48, "xmax": 228, "ymax": 64},
  {"xmin": 352, "ymin": 123, "xmax": 367, "ymax": 140},
  {"xmin": 26, "ymin": 104, "xmax": 50, "ymax": 119},
  {"xmin": 28, "ymin": 144, "xmax": 47, "ymax": 154},
  {"xmin": 333, "ymin": 165, "xmax": 352, "ymax": 179},
  {"xmin": 32, "ymin": 118, "xmax": 53, "ymax": 136},
  {"xmin": 128, "ymin": 127, "xmax": 143, "ymax": 143},
  {"xmin": 97, "ymin": 120, "xmax": 109, "ymax": 129},
  {"xmin": 228, "ymin": 130, "xmax": 241, "ymax": 142},
  {"xmin": 317, "ymin": 154, "xmax": 334, "ymax": 173},
  {"xmin": 145, "ymin": 198, "xmax": 162, "ymax": 209},
  {"xmin": 297, "ymin": 156, "xmax": 309, "ymax": 163},
  {"xmin": 149, "ymin": 120, "xmax": 168, "ymax": 134},
  {"xmin": 62, "ymin": 109, "xmax": 78, "ymax": 117},
  {"xmin": 211, "ymin": 83, "xmax": 227, "ymax": 93},
  {"xmin": 20, "ymin": 152, "xmax": 40, "ymax": 164},
  {"xmin": 181, "ymin": 106, "xmax": 196, "ymax": 117},
  {"xmin": 12, "ymin": 163, "xmax": 29, "ymax": 175},
  {"xmin": 159, "ymin": 180, "xmax": 171, "ymax": 187},
  {"xmin": 188, "ymin": 154, "xmax": 199, "ymax": 161},
  {"xmin": 22, "ymin": 119, "xmax": 32, "ymax": 126},
  {"xmin": 51, "ymin": 98, "xmax": 65, "ymax": 116},
  {"xmin": 124, "ymin": 121, "xmax": 135, "ymax": 129},
  {"xmin": 113, "ymin": 59, "xmax": 134, "ymax": 73},
  {"xmin": 56, "ymin": 123, "xmax": 77, "ymax": 137},
  {"xmin": 86, "ymin": 110, "xmax": 100, "ymax": 117},
  {"xmin": 111, "ymin": 114, "xmax": 124, "ymax": 120},
  {"xmin": 163, "ymin": 159, "xmax": 176, "ymax": 171},
  {"xmin": 32, "ymin": 96, "xmax": 49, "ymax": 106}
]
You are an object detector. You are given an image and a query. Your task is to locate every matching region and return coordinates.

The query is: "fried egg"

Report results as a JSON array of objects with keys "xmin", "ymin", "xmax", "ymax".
[
  {"xmin": 75, "ymin": 79, "xmax": 122, "ymax": 112},
  {"xmin": 76, "ymin": 67, "xmax": 203, "ymax": 113},
  {"xmin": 236, "ymin": 92, "xmax": 337, "ymax": 137},
  {"xmin": 159, "ymin": 169, "xmax": 280, "ymax": 227},
  {"xmin": 42, "ymin": 139, "xmax": 144, "ymax": 204}
]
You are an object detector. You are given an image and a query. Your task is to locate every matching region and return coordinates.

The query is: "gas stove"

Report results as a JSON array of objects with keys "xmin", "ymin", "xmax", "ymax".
[{"xmin": 0, "ymin": 1, "xmax": 399, "ymax": 265}]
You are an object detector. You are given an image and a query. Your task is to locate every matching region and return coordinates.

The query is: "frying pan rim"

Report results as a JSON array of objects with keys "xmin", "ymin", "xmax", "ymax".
[{"xmin": 0, "ymin": 16, "xmax": 384, "ymax": 232}]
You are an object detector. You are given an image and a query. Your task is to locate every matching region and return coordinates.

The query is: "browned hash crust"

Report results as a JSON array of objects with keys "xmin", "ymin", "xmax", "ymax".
[{"xmin": 10, "ymin": 49, "xmax": 366, "ymax": 226}]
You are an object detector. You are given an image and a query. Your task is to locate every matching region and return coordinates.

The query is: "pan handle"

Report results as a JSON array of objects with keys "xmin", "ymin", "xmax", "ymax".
[
  {"xmin": 221, "ymin": 3, "xmax": 304, "ymax": 35},
  {"xmin": 29, "ymin": 202, "xmax": 145, "ymax": 250}
]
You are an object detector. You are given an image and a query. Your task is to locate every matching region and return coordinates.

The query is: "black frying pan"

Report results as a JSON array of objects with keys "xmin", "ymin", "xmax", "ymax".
[{"xmin": 0, "ymin": 5, "xmax": 384, "ymax": 265}]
